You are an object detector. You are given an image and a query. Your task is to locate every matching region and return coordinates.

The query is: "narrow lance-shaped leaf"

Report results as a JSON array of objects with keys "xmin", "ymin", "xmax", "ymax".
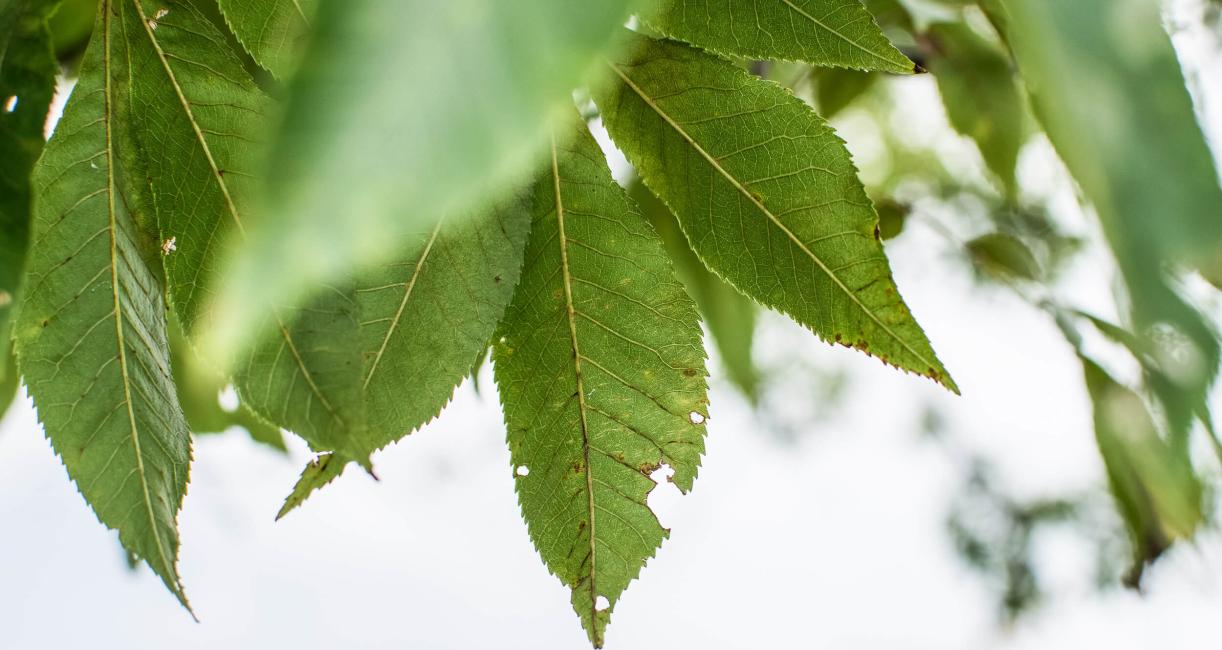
[
  {"xmin": 0, "ymin": 0, "xmax": 59, "ymax": 375},
  {"xmin": 1003, "ymin": 0, "xmax": 1222, "ymax": 339},
  {"xmin": 15, "ymin": 4, "xmax": 193, "ymax": 608},
  {"xmin": 277, "ymin": 199, "xmax": 532, "ymax": 517},
  {"xmin": 112, "ymin": 0, "xmax": 368, "ymax": 463},
  {"xmin": 493, "ymin": 116, "xmax": 708, "ymax": 647},
  {"xmin": 1080, "ymin": 356, "xmax": 1203, "ymax": 586},
  {"xmin": 594, "ymin": 33, "xmax": 956, "ymax": 391},
  {"xmin": 215, "ymin": 0, "xmax": 315, "ymax": 79},
  {"xmin": 924, "ymin": 22, "xmax": 1025, "ymax": 196},
  {"xmin": 204, "ymin": 0, "xmax": 641, "ymax": 365},
  {"xmin": 641, "ymin": 0, "xmax": 916, "ymax": 73}
]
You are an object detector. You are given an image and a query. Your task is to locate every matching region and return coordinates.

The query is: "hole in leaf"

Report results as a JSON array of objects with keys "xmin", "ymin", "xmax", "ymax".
[
  {"xmin": 515, "ymin": 465, "xmax": 529, "ymax": 477},
  {"xmin": 217, "ymin": 385, "xmax": 239, "ymax": 413},
  {"xmin": 3, "ymin": 96, "xmax": 16, "ymax": 112},
  {"xmin": 595, "ymin": 596, "xmax": 610, "ymax": 611},
  {"xmin": 688, "ymin": 411, "xmax": 706, "ymax": 425}
]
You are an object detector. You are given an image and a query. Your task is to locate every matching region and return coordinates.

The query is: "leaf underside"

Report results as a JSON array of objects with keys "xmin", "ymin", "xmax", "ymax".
[
  {"xmin": 16, "ymin": 2, "xmax": 192, "ymax": 608},
  {"xmin": 216, "ymin": 0, "xmax": 315, "ymax": 79},
  {"xmin": 642, "ymin": 0, "xmax": 916, "ymax": 73},
  {"xmin": 594, "ymin": 33, "xmax": 956, "ymax": 392},
  {"xmin": 493, "ymin": 114, "xmax": 708, "ymax": 648}
]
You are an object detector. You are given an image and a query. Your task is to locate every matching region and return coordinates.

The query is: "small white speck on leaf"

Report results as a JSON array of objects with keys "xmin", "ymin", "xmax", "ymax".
[
  {"xmin": 148, "ymin": 8, "xmax": 169, "ymax": 30},
  {"xmin": 161, "ymin": 236, "xmax": 177, "ymax": 255},
  {"xmin": 515, "ymin": 465, "xmax": 530, "ymax": 477},
  {"xmin": 3, "ymin": 96, "xmax": 16, "ymax": 112}
]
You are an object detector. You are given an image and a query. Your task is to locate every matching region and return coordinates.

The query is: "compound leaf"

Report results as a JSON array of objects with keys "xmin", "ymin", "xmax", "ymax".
[
  {"xmin": 641, "ymin": 0, "xmax": 916, "ymax": 73},
  {"xmin": 595, "ymin": 33, "xmax": 956, "ymax": 391},
  {"xmin": 15, "ymin": 6, "xmax": 193, "ymax": 607},
  {"xmin": 493, "ymin": 115, "xmax": 708, "ymax": 647}
]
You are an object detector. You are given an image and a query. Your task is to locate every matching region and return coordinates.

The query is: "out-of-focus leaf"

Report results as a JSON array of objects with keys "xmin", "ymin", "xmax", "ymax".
[
  {"xmin": 874, "ymin": 199, "xmax": 908, "ymax": 240},
  {"xmin": 629, "ymin": 179, "xmax": 760, "ymax": 399},
  {"xmin": 814, "ymin": 66, "xmax": 878, "ymax": 119},
  {"xmin": 15, "ymin": 5, "xmax": 193, "ymax": 609},
  {"xmin": 594, "ymin": 33, "xmax": 957, "ymax": 392},
  {"xmin": 0, "ymin": 351, "xmax": 18, "ymax": 419},
  {"xmin": 1004, "ymin": 0, "xmax": 1222, "ymax": 377},
  {"xmin": 924, "ymin": 22, "xmax": 1024, "ymax": 195},
  {"xmin": 1080, "ymin": 356, "xmax": 1204, "ymax": 586},
  {"xmin": 47, "ymin": 0, "xmax": 94, "ymax": 61},
  {"xmin": 642, "ymin": 0, "xmax": 916, "ymax": 73},
  {"xmin": 169, "ymin": 324, "xmax": 285, "ymax": 452},
  {"xmin": 1078, "ymin": 312, "xmax": 1214, "ymax": 453},
  {"xmin": 0, "ymin": 0, "xmax": 58, "ymax": 379},
  {"xmin": 216, "ymin": 0, "xmax": 314, "ymax": 79},
  {"xmin": 206, "ymin": 0, "xmax": 639, "ymax": 365},
  {"xmin": 965, "ymin": 232, "xmax": 1040, "ymax": 281},
  {"xmin": 493, "ymin": 116, "xmax": 707, "ymax": 648}
]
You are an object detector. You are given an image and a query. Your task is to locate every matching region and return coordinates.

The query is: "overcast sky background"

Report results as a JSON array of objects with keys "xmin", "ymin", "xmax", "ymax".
[{"xmin": 3, "ymin": 2, "xmax": 1222, "ymax": 648}]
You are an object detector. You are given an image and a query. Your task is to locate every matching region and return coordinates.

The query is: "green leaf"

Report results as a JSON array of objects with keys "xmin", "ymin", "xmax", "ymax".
[
  {"xmin": 269, "ymin": 199, "xmax": 532, "ymax": 517},
  {"xmin": 215, "ymin": 0, "xmax": 314, "ymax": 79},
  {"xmin": 205, "ymin": 0, "xmax": 640, "ymax": 364},
  {"xmin": 641, "ymin": 0, "xmax": 916, "ymax": 73},
  {"xmin": 1003, "ymin": 0, "xmax": 1222, "ymax": 348},
  {"xmin": 14, "ymin": 6, "xmax": 193, "ymax": 609},
  {"xmin": 1080, "ymin": 356, "xmax": 1204, "ymax": 586},
  {"xmin": 276, "ymin": 452, "xmax": 346, "ymax": 520},
  {"xmin": 493, "ymin": 116, "xmax": 708, "ymax": 648},
  {"xmin": 115, "ymin": 0, "xmax": 274, "ymax": 333},
  {"xmin": 356, "ymin": 198, "xmax": 531, "ymax": 445},
  {"xmin": 965, "ymin": 232, "xmax": 1040, "ymax": 281},
  {"xmin": 629, "ymin": 179, "xmax": 760, "ymax": 399},
  {"xmin": 924, "ymin": 21, "xmax": 1025, "ymax": 195},
  {"xmin": 169, "ymin": 322, "xmax": 285, "ymax": 452},
  {"xmin": 0, "ymin": 0, "xmax": 59, "ymax": 379},
  {"xmin": 594, "ymin": 33, "xmax": 956, "ymax": 392},
  {"xmin": 813, "ymin": 66, "xmax": 878, "ymax": 119}
]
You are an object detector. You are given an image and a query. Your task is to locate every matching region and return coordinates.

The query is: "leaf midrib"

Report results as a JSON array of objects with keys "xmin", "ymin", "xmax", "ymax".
[
  {"xmin": 551, "ymin": 132, "xmax": 600, "ymax": 642},
  {"xmin": 101, "ymin": 0, "xmax": 184, "ymax": 606},
  {"xmin": 133, "ymin": 0, "xmax": 344, "ymax": 427},
  {"xmin": 362, "ymin": 219, "xmax": 444, "ymax": 389},
  {"xmin": 606, "ymin": 59, "xmax": 943, "ymax": 382}
]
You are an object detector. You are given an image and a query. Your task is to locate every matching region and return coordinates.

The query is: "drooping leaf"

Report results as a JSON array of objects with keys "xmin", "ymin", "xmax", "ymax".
[
  {"xmin": 924, "ymin": 21, "xmax": 1025, "ymax": 195},
  {"xmin": 1080, "ymin": 356, "xmax": 1204, "ymax": 586},
  {"xmin": 272, "ymin": 200, "xmax": 532, "ymax": 517},
  {"xmin": 493, "ymin": 115, "xmax": 708, "ymax": 647},
  {"xmin": 14, "ymin": 6, "xmax": 193, "ymax": 608},
  {"xmin": 0, "ymin": 0, "xmax": 59, "ymax": 378},
  {"xmin": 1003, "ymin": 0, "xmax": 1222, "ymax": 369},
  {"xmin": 205, "ymin": 0, "xmax": 640, "ymax": 365},
  {"xmin": 215, "ymin": 0, "xmax": 314, "ymax": 79},
  {"xmin": 115, "ymin": 0, "xmax": 273, "ymax": 333},
  {"xmin": 276, "ymin": 451, "xmax": 346, "ymax": 520},
  {"xmin": 106, "ymin": 0, "xmax": 363, "ymax": 464},
  {"xmin": 594, "ymin": 33, "xmax": 956, "ymax": 391},
  {"xmin": 629, "ymin": 178, "xmax": 760, "ymax": 399},
  {"xmin": 641, "ymin": 0, "xmax": 916, "ymax": 73}
]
